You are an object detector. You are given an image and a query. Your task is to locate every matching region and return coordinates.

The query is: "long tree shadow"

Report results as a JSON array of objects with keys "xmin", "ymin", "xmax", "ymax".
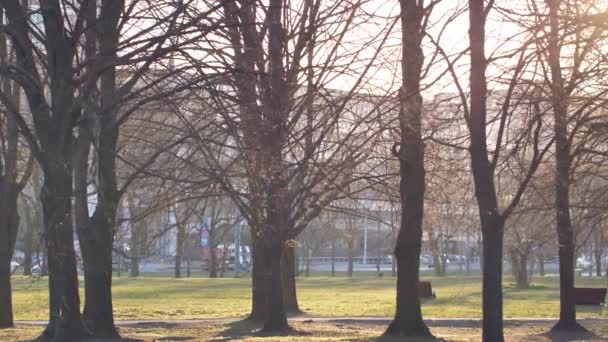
[
  {"xmin": 211, "ymin": 318, "xmax": 315, "ymax": 341},
  {"xmin": 537, "ymin": 329, "xmax": 607, "ymax": 342}
]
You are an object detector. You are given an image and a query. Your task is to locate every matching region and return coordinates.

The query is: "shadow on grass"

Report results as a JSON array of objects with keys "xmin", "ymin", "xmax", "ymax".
[
  {"xmin": 375, "ymin": 334, "xmax": 445, "ymax": 342},
  {"xmin": 210, "ymin": 319, "xmax": 312, "ymax": 341},
  {"xmin": 535, "ymin": 329, "xmax": 608, "ymax": 342}
]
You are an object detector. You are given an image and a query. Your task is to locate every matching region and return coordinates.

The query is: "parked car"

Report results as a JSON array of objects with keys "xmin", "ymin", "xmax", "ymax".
[
  {"xmin": 447, "ymin": 255, "xmax": 466, "ymax": 265},
  {"xmin": 576, "ymin": 257, "xmax": 591, "ymax": 270},
  {"xmin": 10, "ymin": 261, "xmax": 20, "ymax": 273},
  {"xmin": 420, "ymin": 254, "xmax": 433, "ymax": 267}
]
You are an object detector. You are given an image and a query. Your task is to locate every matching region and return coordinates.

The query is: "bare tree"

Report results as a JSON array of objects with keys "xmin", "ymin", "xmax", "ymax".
[{"xmin": 0, "ymin": 10, "xmax": 32, "ymax": 328}]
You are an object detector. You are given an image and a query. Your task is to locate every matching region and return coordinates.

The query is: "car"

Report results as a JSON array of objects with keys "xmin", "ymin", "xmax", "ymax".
[
  {"xmin": 576, "ymin": 257, "xmax": 591, "ymax": 270},
  {"xmin": 10, "ymin": 261, "xmax": 20, "ymax": 273},
  {"xmin": 447, "ymin": 255, "xmax": 466, "ymax": 265}
]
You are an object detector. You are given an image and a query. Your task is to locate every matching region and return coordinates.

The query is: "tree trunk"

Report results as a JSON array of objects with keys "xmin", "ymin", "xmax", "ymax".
[
  {"xmin": 40, "ymin": 167, "xmax": 89, "ymax": 341},
  {"xmin": 305, "ymin": 244, "xmax": 311, "ymax": 277},
  {"xmin": 468, "ymin": 1, "xmax": 506, "ymax": 339},
  {"xmin": 0, "ymin": 188, "xmax": 18, "ymax": 329},
  {"xmin": 0, "ymin": 262, "xmax": 13, "ymax": 329},
  {"xmin": 22, "ymin": 206, "xmax": 34, "ymax": 276},
  {"xmin": 127, "ymin": 195, "xmax": 141, "ymax": 278},
  {"xmin": 248, "ymin": 236, "xmax": 267, "ymax": 321},
  {"xmin": 281, "ymin": 244, "xmax": 300, "ymax": 314},
  {"xmin": 175, "ymin": 222, "xmax": 185, "ymax": 279},
  {"xmin": 330, "ymin": 241, "xmax": 335, "ymax": 277},
  {"xmin": 80, "ymin": 216, "xmax": 117, "ymax": 338},
  {"xmin": 261, "ymin": 245, "xmax": 289, "ymax": 332},
  {"xmin": 208, "ymin": 216, "xmax": 218, "ymax": 278},
  {"xmin": 545, "ymin": 0, "xmax": 585, "ymax": 333},
  {"xmin": 594, "ymin": 231, "xmax": 602, "ymax": 277},
  {"xmin": 129, "ymin": 220, "xmax": 141, "ymax": 277},
  {"xmin": 510, "ymin": 249, "xmax": 520, "ymax": 278},
  {"xmin": 516, "ymin": 253, "xmax": 529, "ymax": 289},
  {"xmin": 539, "ymin": 254, "xmax": 545, "ymax": 277},
  {"xmin": 0, "ymin": 31, "xmax": 23, "ymax": 328},
  {"xmin": 347, "ymin": 238, "xmax": 354, "ymax": 277},
  {"xmin": 429, "ymin": 235, "xmax": 442, "ymax": 276},
  {"xmin": 480, "ymin": 219, "xmax": 505, "ymax": 341},
  {"xmin": 385, "ymin": 1, "xmax": 430, "ymax": 337}
]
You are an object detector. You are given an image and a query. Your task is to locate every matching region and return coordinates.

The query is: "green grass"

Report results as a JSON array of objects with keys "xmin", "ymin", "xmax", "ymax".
[{"xmin": 9, "ymin": 275, "xmax": 608, "ymax": 321}]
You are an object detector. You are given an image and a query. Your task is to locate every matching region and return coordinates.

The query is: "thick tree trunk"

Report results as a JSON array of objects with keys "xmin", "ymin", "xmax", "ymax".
[
  {"xmin": 480, "ymin": 219, "xmax": 505, "ymax": 341},
  {"xmin": 0, "ymin": 188, "xmax": 18, "ymax": 329},
  {"xmin": 281, "ymin": 244, "xmax": 300, "ymax": 314},
  {"xmin": 79, "ymin": 209, "xmax": 117, "ymax": 337},
  {"xmin": 40, "ymin": 169, "xmax": 89, "ymax": 341},
  {"xmin": 0, "ymin": 262, "xmax": 13, "ymax": 329},
  {"xmin": 74, "ymin": 115, "xmax": 119, "ymax": 338},
  {"xmin": 248, "ymin": 237, "xmax": 267, "ymax": 321},
  {"xmin": 81, "ymin": 215, "xmax": 117, "ymax": 338},
  {"xmin": 261, "ymin": 245, "xmax": 289, "ymax": 332}
]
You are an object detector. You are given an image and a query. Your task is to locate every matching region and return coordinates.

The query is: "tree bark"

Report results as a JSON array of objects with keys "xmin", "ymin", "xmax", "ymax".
[
  {"xmin": 516, "ymin": 253, "xmax": 529, "ymax": 289},
  {"xmin": 248, "ymin": 236, "xmax": 267, "ymax": 321},
  {"xmin": 22, "ymin": 203, "xmax": 35, "ymax": 276},
  {"xmin": 539, "ymin": 254, "xmax": 545, "ymax": 277},
  {"xmin": 281, "ymin": 244, "xmax": 301, "ymax": 314},
  {"xmin": 175, "ymin": 222, "xmax": 185, "ymax": 279},
  {"xmin": 261, "ymin": 245, "xmax": 289, "ymax": 332},
  {"xmin": 0, "ymin": 205, "xmax": 18, "ymax": 329},
  {"xmin": 593, "ymin": 230, "xmax": 602, "ymax": 277},
  {"xmin": 468, "ymin": 1, "xmax": 506, "ymax": 340},
  {"xmin": 330, "ymin": 241, "xmax": 335, "ymax": 277},
  {"xmin": 40, "ymin": 165, "xmax": 89, "ymax": 341},
  {"xmin": 0, "ymin": 20, "xmax": 23, "ymax": 328},
  {"xmin": 347, "ymin": 237, "xmax": 354, "ymax": 277},
  {"xmin": 545, "ymin": 0, "xmax": 585, "ymax": 332},
  {"xmin": 385, "ymin": 0, "xmax": 430, "ymax": 337},
  {"xmin": 80, "ymin": 215, "xmax": 116, "ymax": 338},
  {"xmin": 510, "ymin": 249, "xmax": 520, "ymax": 278},
  {"xmin": 208, "ymin": 213, "xmax": 218, "ymax": 278}
]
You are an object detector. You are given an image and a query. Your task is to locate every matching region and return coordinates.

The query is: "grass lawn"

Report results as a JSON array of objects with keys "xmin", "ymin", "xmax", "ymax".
[{"xmin": 10, "ymin": 274, "xmax": 608, "ymax": 321}]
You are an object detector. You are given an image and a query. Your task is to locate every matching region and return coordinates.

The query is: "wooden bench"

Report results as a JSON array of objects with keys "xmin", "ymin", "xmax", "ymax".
[
  {"xmin": 574, "ymin": 288, "xmax": 607, "ymax": 305},
  {"xmin": 418, "ymin": 281, "xmax": 436, "ymax": 299}
]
